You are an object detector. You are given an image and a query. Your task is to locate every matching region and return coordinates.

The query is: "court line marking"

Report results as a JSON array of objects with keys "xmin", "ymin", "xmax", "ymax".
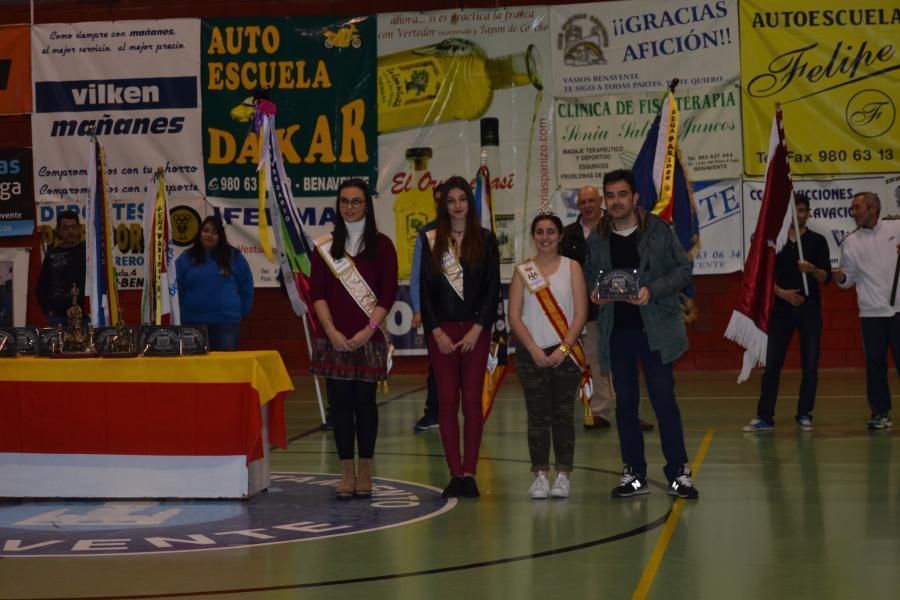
[{"xmin": 631, "ymin": 428, "xmax": 715, "ymax": 600}]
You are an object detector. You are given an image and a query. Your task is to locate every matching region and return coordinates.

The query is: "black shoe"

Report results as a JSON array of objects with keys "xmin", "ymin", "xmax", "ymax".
[
  {"xmin": 461, "ymin": 476, "xmax": 480, "ymax": 498},
  {"xmin": 320, "ymin": 419, "xmax": 334, "ymax": 431},
  {"xmin": 584, "ymin": 416, "xmax": 611, "ymax": 430},
  {"xmin": 413, "ymin": 414, "xmax": 440, "ymax": 432},
  {"xmin": 668, "ymin": 466, "xmax": 699, "ymax": 499},
  {"xmin": 611, "ymin": 466, "xmax": 649, "ymax": 498},
  {"xmin": 442, "ymin": 477, "xmax": 464, "ymax": 498},
  {"xmin": 639, "ymin": 419, "xmax": 654, "ymax": 431}
]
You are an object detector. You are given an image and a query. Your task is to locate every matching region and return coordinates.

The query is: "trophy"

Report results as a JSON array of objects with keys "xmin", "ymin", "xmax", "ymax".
[
  {"xmin": 95, "ymin": 310, "xmax": 138, "ymax": 357},
  {"xmin": 594, "ymin": 269, "xmax": 641, "ymax": 301},
  {"xmin": 49, "ymin": 284, "xmax": 97, "ymax": 357},
  {"xmin": 138, "ymin": 325, "xmax": 182, "ymax": 356}
]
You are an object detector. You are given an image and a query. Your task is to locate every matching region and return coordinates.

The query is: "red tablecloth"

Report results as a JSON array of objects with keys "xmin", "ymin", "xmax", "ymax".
[{"xmin": 0, "ymin": 352, "xmax": 292, "ymax": 462}]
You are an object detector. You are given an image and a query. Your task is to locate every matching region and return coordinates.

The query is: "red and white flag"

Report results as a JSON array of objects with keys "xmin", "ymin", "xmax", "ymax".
[{"xmin": 724, "ymin": 108, "xmax": 795, "ymax": 383}]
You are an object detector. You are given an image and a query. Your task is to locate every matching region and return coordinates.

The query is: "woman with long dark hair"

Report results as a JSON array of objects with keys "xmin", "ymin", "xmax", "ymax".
[
  {"xmin": 309, "ymin": 178, "xmax": 398, "ymax": 499},
  {"xmin": 419, "ymin": 175, "xmax": 500, "ymax": 498},
  {"xmin": 176, "ymin": 215, "xmax": 254, "ymax": 351}
]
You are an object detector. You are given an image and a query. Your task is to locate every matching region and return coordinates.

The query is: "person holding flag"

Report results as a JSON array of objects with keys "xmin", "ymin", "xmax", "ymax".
[
  {"xmin": 584, "ymin": 169, "xmax": 698, "ymax": 500},
  {"xmin": 175, "ymin": 216, "xmax": 253, "ymax": 351},
  {"xmin": 742, "ymin": 193, "xmax": 831, "ymax": 433},
  {"xmin": 420, "ymin": 175, "xmax": 500, "ymax": 499},
  {"xmin": 509, "ymin": 210, "xmax": 588, "ymax": 499}
]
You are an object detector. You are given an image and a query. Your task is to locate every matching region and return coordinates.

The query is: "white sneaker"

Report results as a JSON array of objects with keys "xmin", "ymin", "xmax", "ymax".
[
  {"xmin": 528, "ymin": 471, "xmax": 550, "ymax": 499},
  {"xmin": 550, "ymin": 473, "xmax": 570, "ymax": 498}
]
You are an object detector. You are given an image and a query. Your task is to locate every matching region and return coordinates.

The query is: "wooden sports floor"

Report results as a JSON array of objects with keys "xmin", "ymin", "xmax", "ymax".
[{"xmin": 1, "ymin": 370, "xmax": 898, "ymax": 600}]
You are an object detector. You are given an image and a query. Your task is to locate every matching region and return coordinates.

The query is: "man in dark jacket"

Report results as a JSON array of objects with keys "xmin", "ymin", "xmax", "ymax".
[
  {"xmin": 584, "ymin": 169, "xmax": 698, "ymax": 500},
  {"xmin": 37, "ymin": 210, "xmax": 86, "ymax": 327},
  {"xmin": 561, "ymin": 185, "xmax": 653, "ymax": 432},
  {"xmin": 743, "ymin": 194, "xmax": 831, "ymax": 433}
]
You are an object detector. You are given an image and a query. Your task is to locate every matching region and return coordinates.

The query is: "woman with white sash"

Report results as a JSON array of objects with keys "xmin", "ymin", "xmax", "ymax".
[
  {"xmin": 509, "ymin": 211, "xmax": 588, "ymax": 499},
  {"xmin": 310, "ymin": 178, "xmax": 398, "ymax": 499},
  {"xmin": 420, "ymin": 175, "xmax": 500, "ymax": 499}
]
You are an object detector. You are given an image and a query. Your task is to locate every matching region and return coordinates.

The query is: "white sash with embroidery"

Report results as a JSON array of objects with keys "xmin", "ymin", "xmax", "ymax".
[
  {"xmin": 314, "ymin": 233, "xmax": 379, "ymax": 317},
  {"xmin": 426, "ymin": 229, "xmax": 464, "ymax": 301},
  {"xmin": 314, "ymin": 233, "xmax": 392, "ymax": 373}
]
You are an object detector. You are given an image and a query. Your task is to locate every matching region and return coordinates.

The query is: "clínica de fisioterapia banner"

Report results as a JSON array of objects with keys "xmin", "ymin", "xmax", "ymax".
[
  {"xmin": 201, "ymin": 17, "xmax": 377, "ymax": 199},
  {"xmin": 741, "ymin": 0, "xmax": 899, "ymax": 176}
]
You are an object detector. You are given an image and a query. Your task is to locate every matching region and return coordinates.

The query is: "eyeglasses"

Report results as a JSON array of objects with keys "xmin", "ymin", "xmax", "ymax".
[{"xmin": 339, "ymin": 197, "xmax": 364, "ymax": 208}]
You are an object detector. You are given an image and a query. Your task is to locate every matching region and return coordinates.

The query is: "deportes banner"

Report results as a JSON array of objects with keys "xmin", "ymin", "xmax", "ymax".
[
  {"xmin": 0, "ymin": 25, "xmax": 32, "ymax": 115},
  {"xmin": 201, "ymin": 17, "xmax": 377, "ymax": 199},
  {"xmin": 376, "ymin": 7, "xmax": 553, "ymax": 281},
  {"xmin": 555, "ymin": 82, "xmax": 742, "ymax": 184},
  {"xmin": 550, "ymin": 0, "xmax": 739, "ymax": 97},
  {"xmin": 31, "ymin": 20, "xmax": 204, "ymax": 203},
  {"xmin": 740, "ymin": 0, "xmax": 900, "ymax": 176}
]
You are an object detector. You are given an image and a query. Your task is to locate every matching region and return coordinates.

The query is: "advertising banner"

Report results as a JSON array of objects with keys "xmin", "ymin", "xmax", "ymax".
[
  {"xmin": 203, "ymin": 195, "xmax": 336, "ymax": 288},
  {"xmin": 201, "ymin": 17, "xmax": 377, "ymax": 199},
  {"xmin": 549, "ymin": 0, "xmax": 739, "ymax": 97},
  {"xmin": 740, "ymin": 0, "xmax": 900, "ymax": 176},
  {"xmin": 0, "ymin": 148, "xmax": 35, "ymax": 237},
  {"xmin": 377, "ymin": 7, "xmax": 554, "ymax": 280},
  {"xmin": 36, "ymin": 195, "xmax": 205, "ymax": 292},
  {"xmin": 31, "ymin": 20, "xmax": 204, "ymax": 203},
  {"xmin": 691, "ymin": 179, "xmax": 743, "ymax": 274},
  {"xmin": 555, "ymin": 82, "xmax": 741, "ymax": 185},
  {"xmin": 741, "ymin": 176, "xmax": 885, "ymax": 267},
  {"xmin": 0, "ymin": 25, "xmax": 32, "ymax": 115}
]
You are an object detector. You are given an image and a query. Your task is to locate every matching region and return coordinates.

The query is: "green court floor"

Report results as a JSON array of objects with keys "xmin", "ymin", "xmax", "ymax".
[{"xmin": 1, "ymin": 370, "xmax": 898, "ymax": 600}]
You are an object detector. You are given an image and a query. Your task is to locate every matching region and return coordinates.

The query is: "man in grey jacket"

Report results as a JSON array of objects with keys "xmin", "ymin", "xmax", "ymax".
[{"xmin": 584, "ymin": 169, "xmax": 698, "ymax": 499}]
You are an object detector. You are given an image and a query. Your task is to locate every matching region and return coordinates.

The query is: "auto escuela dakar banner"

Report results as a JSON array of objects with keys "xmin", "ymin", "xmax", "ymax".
[
  {"xmin": 201, "ymin": 17, "xmax": 377, "ymax": 199},
  {"xmin": 740, "ymin": 0, "xmax": 900, "ymax": 176}
]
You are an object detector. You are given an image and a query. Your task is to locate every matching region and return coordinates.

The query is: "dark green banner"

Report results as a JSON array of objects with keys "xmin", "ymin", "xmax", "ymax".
[{"xmin": 202, "ymin": 17, "xmax": 377, "ymax": 198}]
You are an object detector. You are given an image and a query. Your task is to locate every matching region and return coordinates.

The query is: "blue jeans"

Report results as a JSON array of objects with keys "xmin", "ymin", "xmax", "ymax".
[
  {"xmin": 756, "ymin": 301, "xmax": 822, "ymax": 424},
  {"xmin": 860, "ymin": 314, "xmax": 900, "ymax": 415},
  {"xmin": 206, "ymin": 322, "xmax": 241, "ymax": 351},
  {"xmin": 609, "ymin": 327, "xmax": 689, "ymax": 483}
]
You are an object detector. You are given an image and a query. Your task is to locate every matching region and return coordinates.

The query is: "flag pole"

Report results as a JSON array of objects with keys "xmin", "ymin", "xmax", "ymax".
[
  {"xmin": 789, "ymin": 193, "xmax": 810, "ymax": 296},
  {"xmin": 301, "ymin": 312, "xmax": 327, "ymax": 425},
  {"xmin": 777, "ymin": 103, "xmax": 809, "ymax": 296}
]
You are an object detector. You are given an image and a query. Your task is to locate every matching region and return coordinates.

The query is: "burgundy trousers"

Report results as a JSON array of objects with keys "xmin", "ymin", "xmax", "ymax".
[{"xmin": 427, "ymin": 321, "xmax": 491, "ymax": 476}]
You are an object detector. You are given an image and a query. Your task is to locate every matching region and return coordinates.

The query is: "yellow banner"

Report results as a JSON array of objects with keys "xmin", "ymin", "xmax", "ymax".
[{"xmin": 740, "ymin": 1, "xmax": 900, "ymax": 176}]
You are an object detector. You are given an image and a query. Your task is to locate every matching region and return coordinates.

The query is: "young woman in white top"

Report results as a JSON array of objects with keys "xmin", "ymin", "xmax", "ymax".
[{"xmin": 509, "ymin": 212, "xmax": 588, "ymax": 499}]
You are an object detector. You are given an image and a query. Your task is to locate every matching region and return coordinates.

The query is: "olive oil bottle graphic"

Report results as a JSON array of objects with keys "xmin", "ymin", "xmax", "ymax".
[
  {"xmin": 393, "ymin": 147, "xmax": 436, "ymax": 280},
  {"xmin": 377, "ymin": 39, "xmax": 542, "ymax": 134}
]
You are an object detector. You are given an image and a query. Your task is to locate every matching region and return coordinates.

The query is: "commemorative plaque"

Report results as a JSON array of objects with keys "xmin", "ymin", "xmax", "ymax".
[
  {"xmin": 139, "ymin": 326, "xmax": 182, "ymax": 356},
  {"xmin": 594, "ymin": 269, "xmax": 640, "ymax": 301},
  {"xmin": 95, "ymin": 323, "xmax": 138, "ymax": 357},
  {"xmin": 13, "ymin": 327, "xmax": 40, "ymax": 355},
  {"xmin": 180, "ymin": 325, "xmax": 209, "ymax": 355}
]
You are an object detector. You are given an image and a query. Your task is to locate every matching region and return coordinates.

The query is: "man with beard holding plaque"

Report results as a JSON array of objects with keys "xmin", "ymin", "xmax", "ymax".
[{"xmin": 583, "ymin": 169, "xmax": 698, "ymax": 500}]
